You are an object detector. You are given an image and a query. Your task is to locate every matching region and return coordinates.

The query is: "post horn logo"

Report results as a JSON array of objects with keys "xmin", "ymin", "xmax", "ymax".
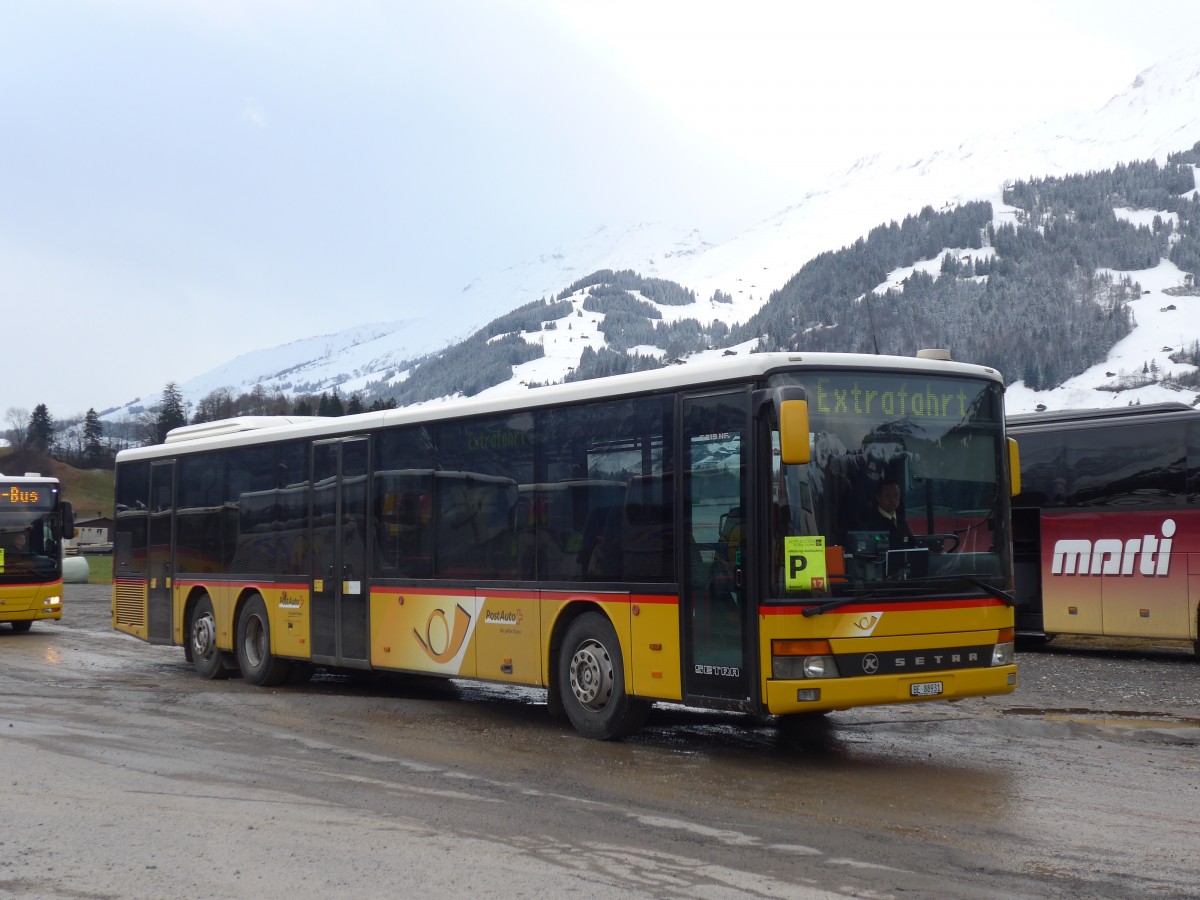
[{"xmin": 414, "ymin": 604, "xmax": 472, "ymax": 664}]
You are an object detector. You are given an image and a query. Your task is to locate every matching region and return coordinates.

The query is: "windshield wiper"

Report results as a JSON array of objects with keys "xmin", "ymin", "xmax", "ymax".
[
  {"xmin": 801, "ymin": 575, "xmax": 1014, "ymax": 617},
  {"xmin": 802, "ymin": 589, "xmax": 893, "ymax": 617},
  {"xmin": 953, "ymin": 575, "xmax": 1015, "ymax": 606},
  {"xmin": 889, "ymin": 574, "xmax": 1014, "ymax": 606}
]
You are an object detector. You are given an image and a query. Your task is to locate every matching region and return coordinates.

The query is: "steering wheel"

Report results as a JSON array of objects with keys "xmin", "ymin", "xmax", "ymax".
[{"xmin": 917, "ymin": 533, "xmax": 960, "ymax": 554}]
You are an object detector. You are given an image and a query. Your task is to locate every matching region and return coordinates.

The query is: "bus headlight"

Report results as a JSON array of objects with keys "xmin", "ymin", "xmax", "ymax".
[
  {"xmin": 992, "ymin": 628, "xmax": 1015, "ymax": 666},
  {"xmin": 771, "ymin": 640, "xmax": 840, "ymax": 679}
]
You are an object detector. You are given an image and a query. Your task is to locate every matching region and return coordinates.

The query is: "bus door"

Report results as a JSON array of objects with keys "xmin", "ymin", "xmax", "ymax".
[
  {"xmin": 681, "ymin": 390, "xmax": 751, "ymax": 703},
  {"xmin": 311, "ymin": 438, "xmax": 370, "ymax": 666},
  {"xmin": 147, "ymin": 461, "xmax": 174, "ymax": 644}
]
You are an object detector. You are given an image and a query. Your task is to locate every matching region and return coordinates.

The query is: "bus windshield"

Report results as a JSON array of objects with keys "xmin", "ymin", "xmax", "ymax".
[
  {"xmin": 768, "ymin": 370, "xmax": 1010, "ymax": 600},
  {"xmin": 0, "ymin": 513, "xmax": 64, "ymax": 580}
]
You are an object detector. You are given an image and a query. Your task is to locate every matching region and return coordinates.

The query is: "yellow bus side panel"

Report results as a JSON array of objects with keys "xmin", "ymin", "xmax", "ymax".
[
  {"xmin": 260, "ymin": 585, "xmax": 311, "ymax": 659},
  {"xmin": 629, "ymin": 598, "xmax": 682, "ymax": 701},
  {"xmin": 370, "ymin": 589, "xmax": 481, "ymax": 677},
  {"xmin": 214, "ymin": 584, "xmax": 236, "ymax": 651},
  {"xmin": 475, "ymin": 590, "xmax": 542, "ymax": 684}
]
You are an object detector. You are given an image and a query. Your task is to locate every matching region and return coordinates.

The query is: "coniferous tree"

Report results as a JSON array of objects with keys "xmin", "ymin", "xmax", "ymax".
[
  {"xmin": 154, "ymin": 383, "xmax": 188, "ymax": 444},
  {"xmin": 317, "ymin": 392, "xmax": 344, "ymax": 416},
  {"xmin": 83, "ymin": 408, "xmax": 105, "ymax": 466},
  {"xmin": 26, "ymin": 405, "xmax": 54, "ymax": 454}
]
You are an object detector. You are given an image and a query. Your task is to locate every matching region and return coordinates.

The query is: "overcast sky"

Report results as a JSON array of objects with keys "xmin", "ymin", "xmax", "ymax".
[{"xmin": 4, "ymin": 0, "xmax": 1200, "ymax": 421}]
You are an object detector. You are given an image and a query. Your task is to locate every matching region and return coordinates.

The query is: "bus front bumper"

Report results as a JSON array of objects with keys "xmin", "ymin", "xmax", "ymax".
[
  {"xmin": 764, "ymin": 664, "xmax": 1018, "ymax": 716},
  {"xmin": 1, "ymin": 586, "xmax": 64, "ymax": 623}
]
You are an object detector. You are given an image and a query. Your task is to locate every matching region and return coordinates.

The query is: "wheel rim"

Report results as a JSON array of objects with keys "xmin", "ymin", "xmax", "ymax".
[
  {"xmin": 569, "ymin": 638, "xmax": 614, "ymax": 711},
  {"xmin": 191, "ymin": 611, "xmax": 217, "ymax": 661},
  {"xmin": 243, "ymin": 614, "xmax": 266, "ymax": 668}
]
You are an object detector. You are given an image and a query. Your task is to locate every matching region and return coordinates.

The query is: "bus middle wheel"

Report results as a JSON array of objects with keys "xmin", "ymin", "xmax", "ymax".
[{"xmin": 236, "ymin": 593, "xmax": 292, "ymax": 687}]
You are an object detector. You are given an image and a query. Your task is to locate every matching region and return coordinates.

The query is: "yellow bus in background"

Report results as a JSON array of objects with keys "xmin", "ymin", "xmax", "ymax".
[
  {"xmin": 1, "ymin": 472, "xmax": 74, "ymax": 632},
  {"xmin": 112, "ymin": 352, "xmax": 1018, "ymax": 739}
]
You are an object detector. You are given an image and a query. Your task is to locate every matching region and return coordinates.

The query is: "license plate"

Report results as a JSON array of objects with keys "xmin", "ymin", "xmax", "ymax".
[{"xmin": 910, "ymin": 681, "xmax": 943, "ymax": 697}]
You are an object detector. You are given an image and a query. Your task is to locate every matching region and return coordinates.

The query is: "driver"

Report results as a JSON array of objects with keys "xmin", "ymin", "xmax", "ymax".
[{"xmin": 864, "ymin": 481, "xmax": 913, "ymax": 550}]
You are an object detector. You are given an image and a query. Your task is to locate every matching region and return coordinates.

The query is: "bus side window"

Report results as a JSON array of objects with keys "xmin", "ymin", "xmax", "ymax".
[{"xmin": 578, "ymin": 506, "xmax": 620, "ymax": 580}]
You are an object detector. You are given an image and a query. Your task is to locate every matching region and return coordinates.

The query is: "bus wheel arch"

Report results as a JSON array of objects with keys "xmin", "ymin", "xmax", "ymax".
[
  {"xmin": 555, "ymin": 608, "xmax": 650, "ymax": 740},
  {"xmin": 235, "ymin": 591, "xmax": 292, "ymax": 687},
  {"xmin": 186, "ymin": 590, "xmax": 233, "ymax": 680},
  {"xmin": 546, "ymin": 604, "xmax": 602, "ymax": 718}
]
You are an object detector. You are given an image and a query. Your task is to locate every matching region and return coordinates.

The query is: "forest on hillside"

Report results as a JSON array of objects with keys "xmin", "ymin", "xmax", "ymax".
[{"xmin": 372, "ymin": 149, "xmax": 1199, "ymax": 398}]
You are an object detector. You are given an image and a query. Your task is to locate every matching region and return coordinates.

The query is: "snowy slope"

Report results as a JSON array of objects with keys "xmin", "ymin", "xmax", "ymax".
[{"xmin": 106, "ymin": 50, "xmax": 1200, "ymax": 420}]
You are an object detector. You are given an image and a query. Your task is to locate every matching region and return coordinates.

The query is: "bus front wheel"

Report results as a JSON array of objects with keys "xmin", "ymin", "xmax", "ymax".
[
  {"xmin": 10, "ymin": 620, "xmax": 33, "ymax": 633},
  {"xmin": 189, "ymin": 593, "xmax": 231, "ymax": 680},
  {"xmin": 558, "ymin": 612, "xmax": 650, "ymax": 740},
  {"xmin": 236, "ymin": 594, "xmax": 292, "ymax": 687}
]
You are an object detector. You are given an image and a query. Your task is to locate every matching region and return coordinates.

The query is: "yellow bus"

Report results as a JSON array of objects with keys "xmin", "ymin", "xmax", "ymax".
[
  {"xmin": 1, "ymin": 472, "xmax": 74, "ymax": 632},
  {"xmin": 112, "ymin": 353, "xmax": 1019, "ymax": 738}
]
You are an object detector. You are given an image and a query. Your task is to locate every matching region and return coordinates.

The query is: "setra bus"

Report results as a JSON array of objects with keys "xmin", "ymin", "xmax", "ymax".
[
  {"xmin": 0, "ymin": 472, "xmax": 74, "ymax": 632},
  {"xmin": 112, "ymin": 352, "xmax": 1019, "ymax": 739},
  {"xmin": 1008, "ymin": 402, "xmax": 1200, "ymax": 655}
]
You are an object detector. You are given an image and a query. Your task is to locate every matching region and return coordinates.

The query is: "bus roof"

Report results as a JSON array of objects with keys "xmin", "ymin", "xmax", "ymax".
[
  {"xmin": 0, "ymin": 472, "xmax": 61, "ymax": 484},
  {"xmin": 118, "ymin": 350, "xmax": 1005, "ymax": 462},
  {"xmin": 1007, "ymin": 401, "xmax": 1197, "ymax": 430}
]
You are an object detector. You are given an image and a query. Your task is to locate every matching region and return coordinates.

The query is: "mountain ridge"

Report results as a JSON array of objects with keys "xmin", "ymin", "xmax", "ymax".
[{"xmin": 103, "ymin": 49, "xmax": 1200, "ymax": 423}]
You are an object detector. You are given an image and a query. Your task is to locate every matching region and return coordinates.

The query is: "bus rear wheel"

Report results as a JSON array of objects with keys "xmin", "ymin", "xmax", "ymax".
[
  {"xmin": 236, "ymin": 594, "xmax": 292, "ymax": 687},
  {"xmin": 558, "ymin": 612, "xmax": 650, "ymax": 740},
  {"xmin": 189, "ymin": 593, "xmax": 231, "ymax": 680}
]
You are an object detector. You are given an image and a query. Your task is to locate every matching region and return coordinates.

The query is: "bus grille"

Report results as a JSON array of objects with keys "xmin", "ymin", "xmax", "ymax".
[{"xmin": 114, "ymin": 581, "xmax": 147, "ymax": 627}]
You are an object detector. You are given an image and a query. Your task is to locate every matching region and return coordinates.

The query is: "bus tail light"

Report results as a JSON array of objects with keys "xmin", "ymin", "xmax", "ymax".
[
  {"xmin": 771, "ymin": 639, "xmax": 840, "ymax": 679},
  {"xmin": 992, "ymin": 627, "xmax": 1015, "ymax": 666}
]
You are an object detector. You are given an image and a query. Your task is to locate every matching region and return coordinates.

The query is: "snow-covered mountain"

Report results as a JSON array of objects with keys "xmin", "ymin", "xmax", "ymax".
[{"xmin": 107, "ymin": 50, "xmax": 1200, "ymax": 421}]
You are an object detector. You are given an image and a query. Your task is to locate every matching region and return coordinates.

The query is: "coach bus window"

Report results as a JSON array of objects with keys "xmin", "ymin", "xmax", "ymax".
[
  {"xmin": 373, "ymin": 427, "xmax": 435, "ymax": 579},
  {"xmin": 1011, "ymin": 432, "xmax": 1069, "ymax": 507},
  {"xmin": 176, "ymin": 452, "xmax": 224, "ymax": 574},
  {"xmin": 586, "ymin": 396, "xmax": 674, "ymax": 583},
  {"xmin": 517, "ymin": 397, "xmax": 627, "ymax": 580},
  {"xmin": 225, "ymin": 445, "xmax": 282, "ymax": 574},
  {"xmin": 1065, "ymin": 425, "xmax": 1185, "ymax": 507},
  {"xmin": 535, "ymin": 395, "xmax": 674, "ymax": 583},
  {"xmin": 274, "ymin": 441, "xmax": 310, "ymax": 576},
  {"xmin": 1186, "ymin": 421, "xmax": 1200, "ymax": 504},
  {"xmin": 434, "ymin": 414, "xmax": 532, "ymax": 580},
  {"xmin": 114, "ymin": 460, "xmax": 151, "ymax": 575}
]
